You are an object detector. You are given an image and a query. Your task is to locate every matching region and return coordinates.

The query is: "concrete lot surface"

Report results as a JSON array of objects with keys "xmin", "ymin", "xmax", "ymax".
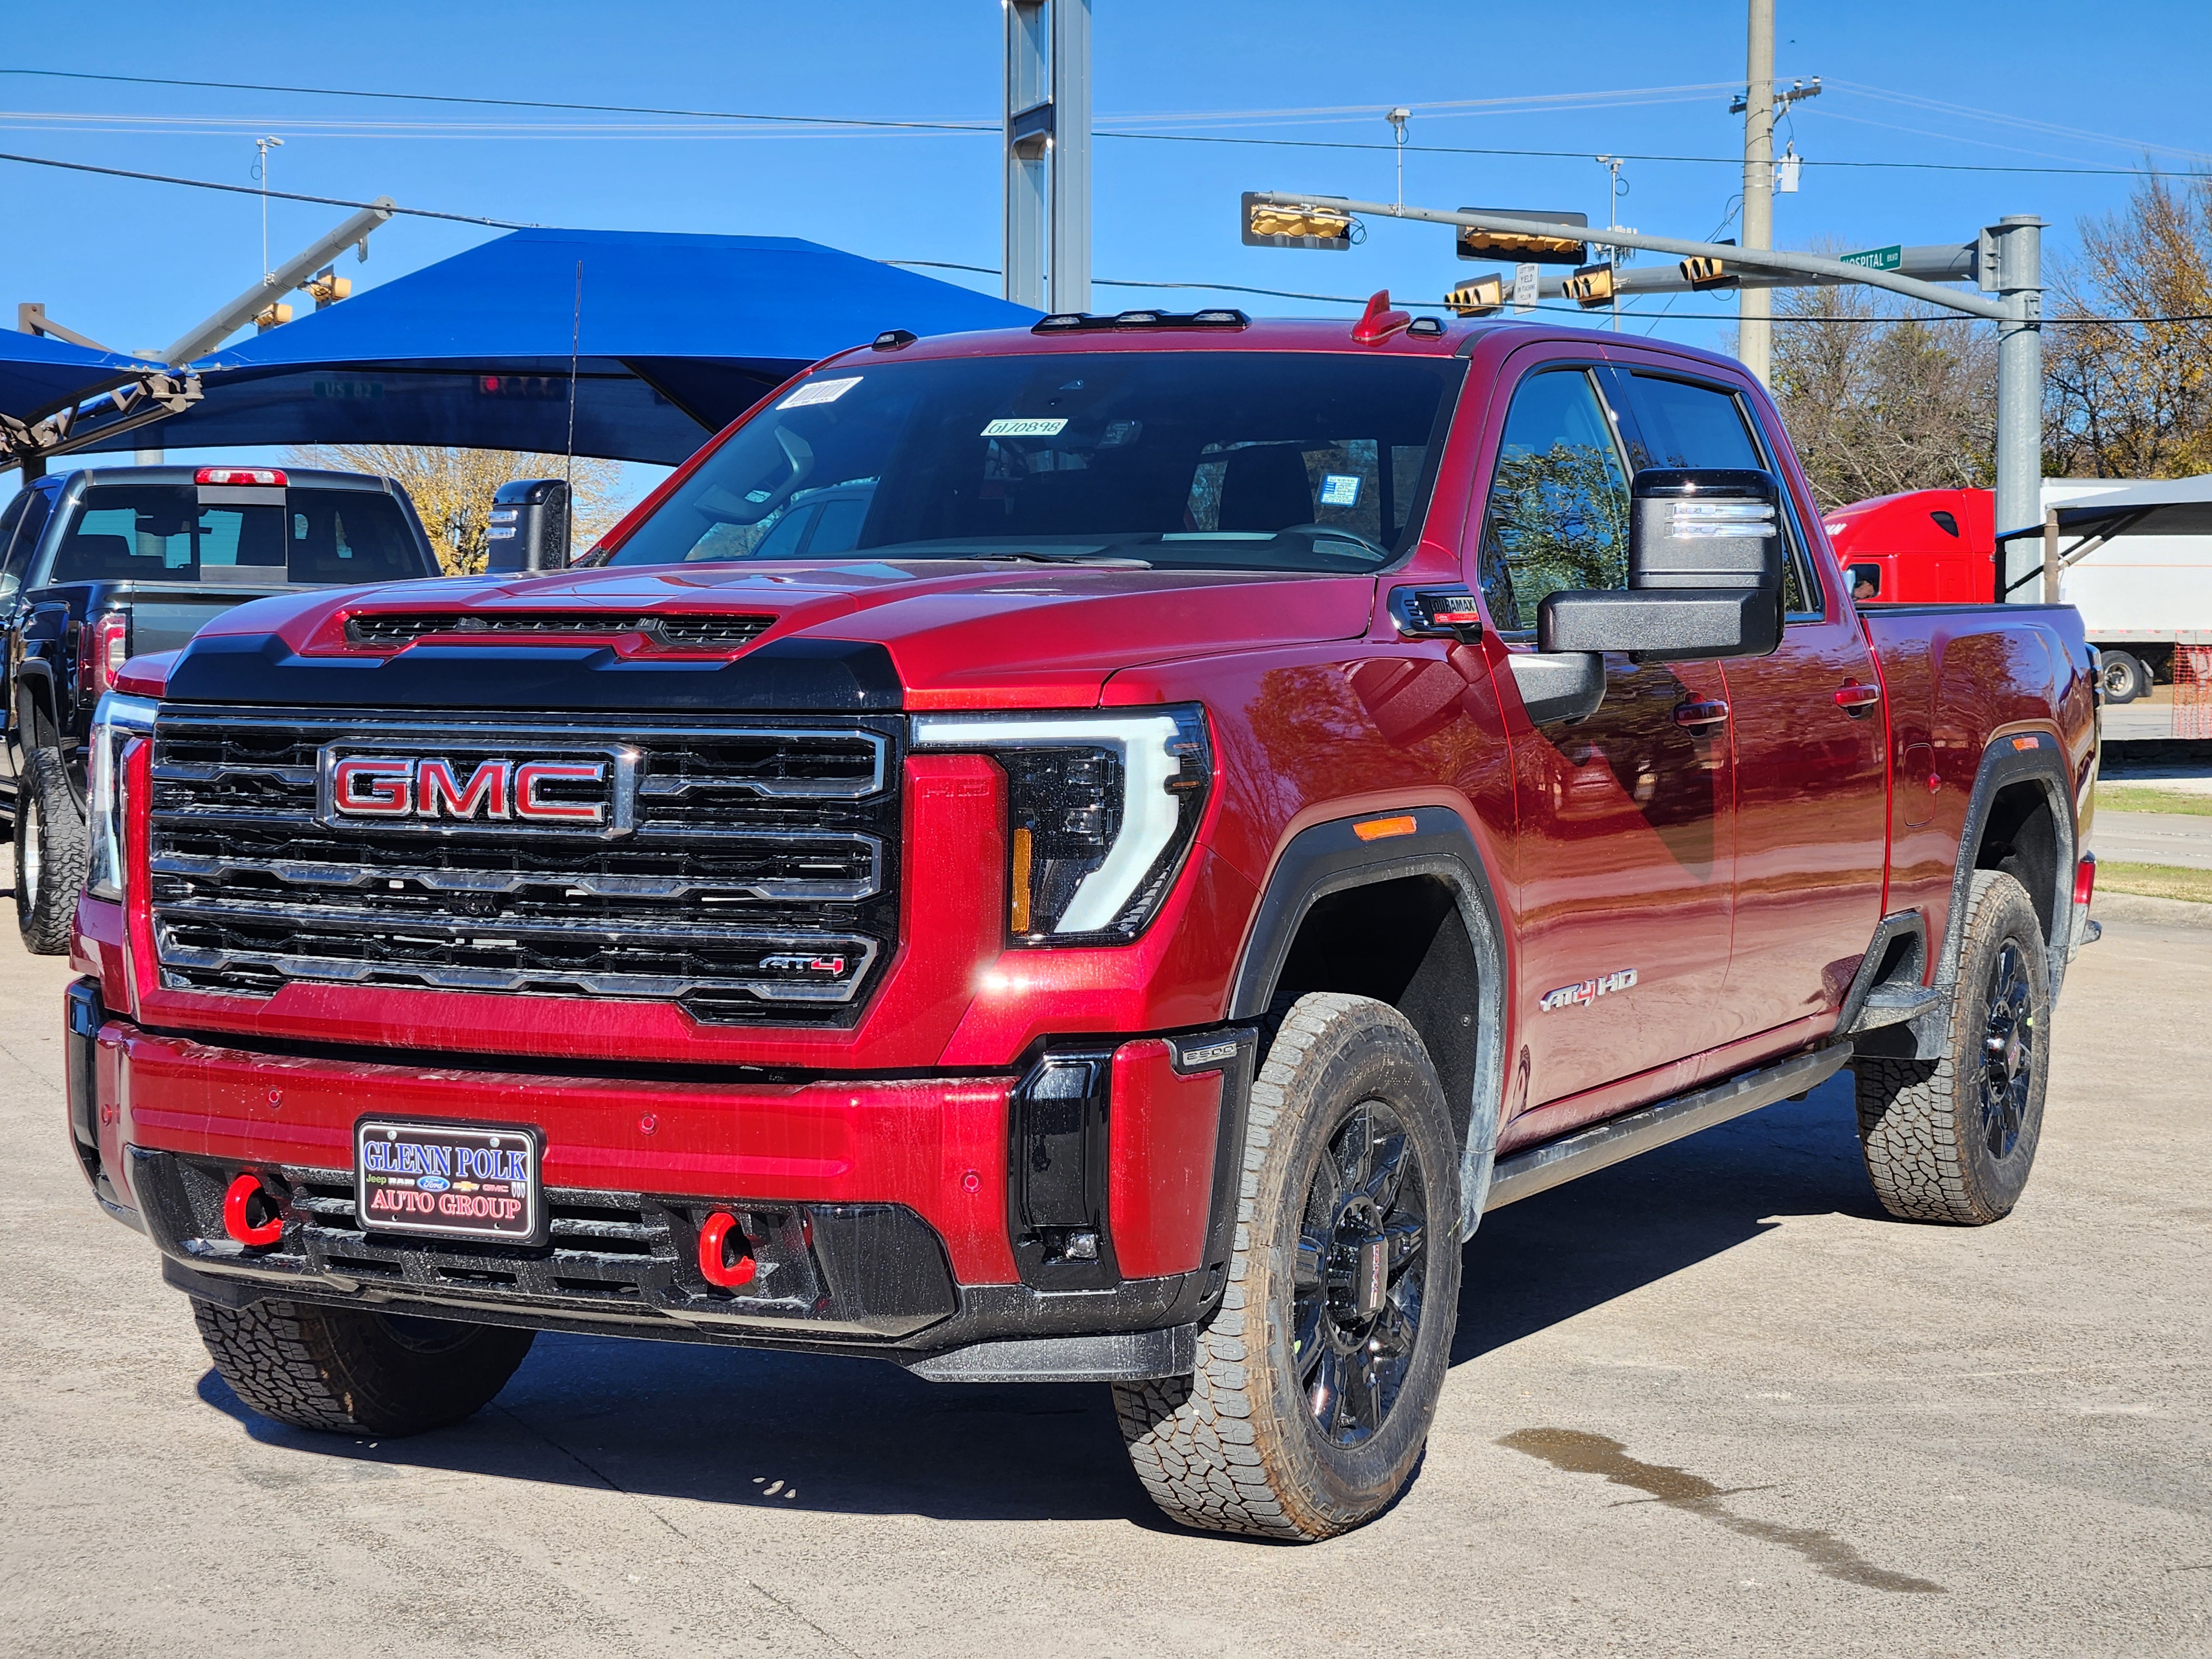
[{"xmin": 2, "ymin": 906, "xmax": 2206, "ymax": 1659}]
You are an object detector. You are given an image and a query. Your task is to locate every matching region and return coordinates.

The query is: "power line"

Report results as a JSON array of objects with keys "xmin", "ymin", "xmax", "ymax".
[
  {"xmin": 0, "ymin": 149, "xmax": 527, "ymax": 225},
  {"xmin": 0, "ymin": 67, "xmax": 2195, "ymax": 177}
]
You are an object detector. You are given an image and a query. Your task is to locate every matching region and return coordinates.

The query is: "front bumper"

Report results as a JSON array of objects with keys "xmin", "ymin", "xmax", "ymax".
[{"xmin": 70, "ymin": 989, "xmax": 1253, "ymax": 1381}]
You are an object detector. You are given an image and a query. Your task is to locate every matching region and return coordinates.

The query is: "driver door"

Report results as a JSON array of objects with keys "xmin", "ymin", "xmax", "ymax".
[{"xmin": 1476, "ymin": 357, "xmax": 1736, "ymax": 1120}]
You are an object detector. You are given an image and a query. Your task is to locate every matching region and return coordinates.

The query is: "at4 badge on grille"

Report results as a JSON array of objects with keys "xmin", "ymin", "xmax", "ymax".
[{"xmin": 317, "ymin": 744, "xmax": 639, "ymax": 836}]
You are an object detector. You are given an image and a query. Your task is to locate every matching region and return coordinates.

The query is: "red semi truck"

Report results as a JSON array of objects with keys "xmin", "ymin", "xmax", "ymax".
[{"xmin": 65, "ymin": 305, "xmax": 2098, "ymax": 1540}]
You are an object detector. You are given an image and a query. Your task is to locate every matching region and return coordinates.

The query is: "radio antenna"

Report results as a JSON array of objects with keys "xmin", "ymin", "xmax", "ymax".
[{"xmin": 565, "ymin": 259, "xmax": 582, "ymax": 541}]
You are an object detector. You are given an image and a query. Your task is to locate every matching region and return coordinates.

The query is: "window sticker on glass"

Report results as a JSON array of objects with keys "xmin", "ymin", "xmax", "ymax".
[
  {"xmin": 981, "ymin": 417, "xmax": 1070, "ymax": 437},
  {"xmin": 777, "ymin": 377, "xmax": 862, "ymax": 409},
  {"xmin": 1319, "ymin": 473, "xmax": 1362, "ymax": 507}
]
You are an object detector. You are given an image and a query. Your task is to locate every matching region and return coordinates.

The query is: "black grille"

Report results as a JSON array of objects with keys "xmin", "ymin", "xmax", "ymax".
[
  {"xmin": 148, "ymin": 707, "xmax": 901, "ymax": 1022},
  {"xmin": 344, "ymin": 611, "xmax": 778, "ymax": 651}
]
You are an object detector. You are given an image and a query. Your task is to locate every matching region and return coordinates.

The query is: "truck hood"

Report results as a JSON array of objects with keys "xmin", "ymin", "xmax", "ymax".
[{"xmin": 170, "ymin": 559, "xmax": 1380, "ymax": 711}]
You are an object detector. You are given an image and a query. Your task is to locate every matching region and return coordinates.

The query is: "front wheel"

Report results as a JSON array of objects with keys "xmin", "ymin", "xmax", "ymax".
[
  {"xmin": 193, "ymin": 1298, "xmax": 537, "ymax": 1435},
  {"xmin": 1114, "ymin": 993, "xmax": 1462, "ymax": 1540}
]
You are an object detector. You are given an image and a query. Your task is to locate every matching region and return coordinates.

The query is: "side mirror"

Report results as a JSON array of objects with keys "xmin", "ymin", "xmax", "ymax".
[
  {"xmin": 484, "ymin": 477, "xmax": 572, "ymax": 575},
  {"xmin": 1506, "ymin": 468, "xmax": 1786, "ymax": 725},
  {"xmin": 1537, "ymin": 468, "xmax": 1785, "ymax": 662}
]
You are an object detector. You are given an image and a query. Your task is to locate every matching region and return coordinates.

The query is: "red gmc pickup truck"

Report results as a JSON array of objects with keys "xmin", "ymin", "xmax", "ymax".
[{"xmin": 64, "ymin": 305, "xmax": 2098, "ymax": 1541}]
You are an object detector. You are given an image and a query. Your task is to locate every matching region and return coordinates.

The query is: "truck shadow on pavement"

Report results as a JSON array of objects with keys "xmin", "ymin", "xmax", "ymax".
[{"xmin": 195, "ymin": 1078, "xmax": 1876, "ymax": 1525}]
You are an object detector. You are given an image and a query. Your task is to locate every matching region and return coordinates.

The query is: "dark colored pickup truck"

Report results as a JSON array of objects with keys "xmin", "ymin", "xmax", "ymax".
[
  {"xmin": 63, "ymin": 310, "xmax": 2098, "ymax": 1540},
  {"xmin": 2, "ymin": 463, "xmax": 438, "ymax": 951}
]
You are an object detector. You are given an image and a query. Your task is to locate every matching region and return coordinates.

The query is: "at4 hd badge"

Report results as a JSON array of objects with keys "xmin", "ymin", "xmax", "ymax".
[{"xmin": 1540, "ymin": 968, "xmax": 1638, "ymax": 1011}]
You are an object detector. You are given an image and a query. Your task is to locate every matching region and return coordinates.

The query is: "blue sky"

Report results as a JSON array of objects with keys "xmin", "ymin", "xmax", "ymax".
[{"xmin": 4, "ymin": 0, "xmax": 2209, "ymax": 499}]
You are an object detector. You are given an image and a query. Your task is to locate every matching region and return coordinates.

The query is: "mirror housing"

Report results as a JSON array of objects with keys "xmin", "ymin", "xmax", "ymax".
[{"xmin": 1537, "ymin": 467, "xmax": 1785, "ymax": 664}]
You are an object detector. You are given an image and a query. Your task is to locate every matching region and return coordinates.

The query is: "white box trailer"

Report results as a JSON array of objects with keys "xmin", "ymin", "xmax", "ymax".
[{"xmin": 2017, "ymin": 475, "xmax": 2212, "ymax": 703}]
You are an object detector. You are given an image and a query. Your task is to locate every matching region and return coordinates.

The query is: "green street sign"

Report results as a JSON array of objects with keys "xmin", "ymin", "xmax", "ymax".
[{"xmin": 1841, "ymin": 244, "xmax": 1903, "ymax": 271}]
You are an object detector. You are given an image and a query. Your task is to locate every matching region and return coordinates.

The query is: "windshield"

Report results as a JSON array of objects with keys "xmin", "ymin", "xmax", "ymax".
[
  {"xmin": 599, "ymin": 350, "xmax": 1468, "ymax": 573},
  {"xmin": 47, "ymin": 485, "xmax": 425, "ymax": 587}
]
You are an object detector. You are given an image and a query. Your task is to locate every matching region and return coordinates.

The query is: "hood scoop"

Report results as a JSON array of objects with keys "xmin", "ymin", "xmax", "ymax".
[{"xmin": 343, "ymin": 611, "xmax": 779, "ymax": 653}]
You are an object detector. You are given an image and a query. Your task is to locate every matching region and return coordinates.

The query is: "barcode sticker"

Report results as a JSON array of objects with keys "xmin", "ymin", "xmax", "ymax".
[{"xmin": 778, "ymin": 377, "xmax": 862, "ymax": 409}]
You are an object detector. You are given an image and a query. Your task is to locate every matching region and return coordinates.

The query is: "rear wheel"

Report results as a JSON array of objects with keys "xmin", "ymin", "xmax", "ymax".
[
  {"xmin": 14, "ymin": 747, "xmax": 85, "ymax": 956},
  {"xmin": 2098, "ymin": 650, "xmax": 2150, "ymax": 704},
  {"xmin": 1854, "ymin": 869, "xmax": 2050, "ymax": 1224},
  {"xmin": 1113, "ymin": 993, "xmax": 1462, "ymax": 1540},
  {"xmin": 192, "ymin": 1297, "xmax": 537, "ymax": 1435}
]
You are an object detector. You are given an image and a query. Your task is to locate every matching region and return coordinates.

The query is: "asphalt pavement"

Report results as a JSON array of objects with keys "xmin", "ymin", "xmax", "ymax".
[
  {"xmin": 2, "ymin": 902, "xmax": 2206, "ymax": 1658},
  {"xmin": 2093, "ymin": 810, "xmax": 2212, "ymax": 870}
]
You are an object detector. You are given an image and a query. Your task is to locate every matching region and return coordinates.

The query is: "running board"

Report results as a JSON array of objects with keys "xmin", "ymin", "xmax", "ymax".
[{"xmin": 1485, "ymin": 1040, "xmax": 1855, "ymax": 1212}]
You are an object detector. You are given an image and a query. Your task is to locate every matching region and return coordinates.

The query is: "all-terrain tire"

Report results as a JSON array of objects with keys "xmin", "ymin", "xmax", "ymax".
[
  {"xmin": 14, "ymin": 746, "xmax": 86, "ymax": 956},
  {"xmin": 1854, "ymin": 869, "xmax": 2050, "ymax": 1224},
  {"xmin": 192, "ymin": 1298, "xmax": 537, "ymax": 1435},
  {"xmin": 1113, "ymin": 993, "xmax": 1462, "ymax": 1540}
]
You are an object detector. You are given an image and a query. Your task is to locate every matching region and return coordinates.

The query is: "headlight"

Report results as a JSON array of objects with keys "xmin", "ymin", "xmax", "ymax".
[
  {"xmin": 86, "ymin": 693, "xmax": 158, "ymax": 902},
  {"xmin": 912, "ymin": 706, "xmax": 1211, "ymax": 945}
]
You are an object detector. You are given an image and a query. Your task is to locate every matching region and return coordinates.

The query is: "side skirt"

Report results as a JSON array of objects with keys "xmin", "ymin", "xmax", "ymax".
[{"xmin": 1485, "ymin": 1041, "xmax": 1854, "ymax": 1212}]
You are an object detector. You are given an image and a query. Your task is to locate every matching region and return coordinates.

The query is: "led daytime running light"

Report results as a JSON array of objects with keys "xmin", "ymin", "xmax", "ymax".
[{"xmin": 86, "ymin": 692, "xmax": 157, "ymax": 902}]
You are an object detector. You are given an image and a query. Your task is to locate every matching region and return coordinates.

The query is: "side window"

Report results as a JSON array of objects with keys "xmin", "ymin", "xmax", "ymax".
[
  {"xmin": 1477, "ymin": 369, "xmax": 1632, "ymax": 633},
  {"xmin": 1627, "ymin": 372, "xmax": 1823, "ymax": 619},
  {"xmin": 0, "ymin": 491, "xmax": 31, "ymax": 599}
]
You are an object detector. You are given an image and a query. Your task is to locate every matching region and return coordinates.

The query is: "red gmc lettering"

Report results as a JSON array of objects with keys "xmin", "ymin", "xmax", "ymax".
[
  {"xmin": 417, "ymin": 759, "xmax": 510, "ymax": 821},
  {"xmin": 514, "ymin": 760, "xmax": 608, "ymax": 824},
  {"xmin": 332, "ymin": 757, "xmax": 414, "ymax": 816}
]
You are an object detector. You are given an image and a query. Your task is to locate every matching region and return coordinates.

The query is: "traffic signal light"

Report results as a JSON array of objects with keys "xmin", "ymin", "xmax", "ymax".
[
  {"xmin": 252, "ymin": 302, "xmax": 294, "ymax": 332},
  {"xmin": 1447, "ymin": 275, "xmax": 1506, "ymax": 317},
  {"xmin": 1243, "ymin": 194, "xmax": 1357, "ymax": 251},
  {"xmin": 306, "ymin": 268, "xmax": 353, "ymax": 307},
  {"xmin": 1681, "ymin": 255, "xmax": 1738, "ymax": 291},
  {"xmin": 1562, "ymin": 264, "xmax": 1616, "ymax": 307},
  {"xmin": 1456, "ymin": 209, "xmax": 1588, "ymax": 265}
]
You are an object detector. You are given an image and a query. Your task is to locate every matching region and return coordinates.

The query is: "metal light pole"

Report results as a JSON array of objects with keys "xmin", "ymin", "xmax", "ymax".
[
  {"xmin": 1739, "ymin": 0, "xmax": 1776, "ymax": 387},
  {"xmin": 1003, "ymin": 0, "xmax": 1091, "ymax": 314}
]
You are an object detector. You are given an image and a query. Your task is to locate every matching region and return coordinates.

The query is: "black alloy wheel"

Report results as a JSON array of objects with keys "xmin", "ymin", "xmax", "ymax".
[
  {"xmin": 1978, "ymin": 940, "xmax": 2036, "ymax": 1160},
  {"xmin": 1294, "ymin": 1099, "xmax": 1428, "ymax": 1449}
]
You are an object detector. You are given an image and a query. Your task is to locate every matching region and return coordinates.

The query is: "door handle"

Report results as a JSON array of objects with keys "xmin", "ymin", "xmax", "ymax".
[
  {"xmin": 1834, "ymin": 682, "xmax": 1881, "ymax": 718},
  {"xmin": 1672, "ymin": 699, "xmax": 1730, "ymax": 729}
]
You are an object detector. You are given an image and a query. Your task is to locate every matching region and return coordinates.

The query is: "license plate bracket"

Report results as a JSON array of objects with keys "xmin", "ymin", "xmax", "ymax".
[{"xmin": 354, "ymin": 1119, "xmax": 546, "ymax": 1246}]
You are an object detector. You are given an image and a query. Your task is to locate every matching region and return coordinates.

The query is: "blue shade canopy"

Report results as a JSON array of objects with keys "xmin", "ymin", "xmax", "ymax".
[
  {"xmin": 64, "ymin": 228, "xmax": 1037, "ymax": 465},
  {"xmin": 1, "ymin": 330, "xmax": 153, "ymax": 424}
]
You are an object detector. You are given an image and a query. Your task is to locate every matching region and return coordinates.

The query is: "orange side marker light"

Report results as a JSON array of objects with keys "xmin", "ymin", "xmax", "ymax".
[{"xmin": 1354, "ymin": 815, "xmax": 1418, "ymax": 842}]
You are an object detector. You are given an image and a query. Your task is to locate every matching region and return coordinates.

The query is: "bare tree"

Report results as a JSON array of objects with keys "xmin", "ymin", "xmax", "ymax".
[
  {"xmin": 2044, "ymin": 171, "xmax": 2212, "ymax": 480},
  {"xmin": 1768, "ymin": 279, "xmax": 1997, "ymax": 513},
  {"xmin": 288, "ymin": 445, "xmax": 627, "ymax": 575}
]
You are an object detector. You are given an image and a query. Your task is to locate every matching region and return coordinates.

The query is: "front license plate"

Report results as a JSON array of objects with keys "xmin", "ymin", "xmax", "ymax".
[{"xmin": 354, "ymin": 1119, "xmax": 545, "ymax": 1245}]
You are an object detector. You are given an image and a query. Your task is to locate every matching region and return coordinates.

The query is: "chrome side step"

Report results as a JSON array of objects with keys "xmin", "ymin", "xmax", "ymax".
[{"xmin": 1485, "ymin": 1041, "xmax": 1854, "ymax": 1213}]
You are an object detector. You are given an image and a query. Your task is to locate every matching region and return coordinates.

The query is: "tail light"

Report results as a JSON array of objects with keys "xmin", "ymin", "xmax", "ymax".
[
  {"xmin": 195, "ymin": 467, "xmax": 286, "ymax": 486},
  {"xmin": 2074, "ymin": 853, "xmax": 2096, "ymax": 911},
  {"xmin": 79, "ymin": 612, "xmax": 129, "ymax": 697}
]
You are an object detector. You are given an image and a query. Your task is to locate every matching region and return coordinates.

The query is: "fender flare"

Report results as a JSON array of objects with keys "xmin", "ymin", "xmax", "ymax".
[
  {"xmin": 1228, "ymin": 806, "xmax": 1510, "ymax": 1240},
  {"xmin": 1938, "ymin": 729, "xmax": 2078, "ymax": 996},
  {"xmin": 1869, "ymin": 729, "xmax": 2078, "ymax": 1063}
]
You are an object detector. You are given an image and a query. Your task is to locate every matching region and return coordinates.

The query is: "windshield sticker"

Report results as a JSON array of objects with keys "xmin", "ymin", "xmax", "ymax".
[
  {"xmin": 982, "ymin": 417, "xmax": 1069, "ymax": 437},
  {"xmin": 778, "ymin": 377, "xmax": 862, "ymax": 409},
  {"xmin": 1319, "ymin": 473, "xmax": 1362, "ymax": 507}
]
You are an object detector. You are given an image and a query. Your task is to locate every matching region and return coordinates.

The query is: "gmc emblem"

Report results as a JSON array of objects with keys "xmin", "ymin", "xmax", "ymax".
[{"xmin": 318, "ymin": 747, "xmax": 637, "ymax": 836}]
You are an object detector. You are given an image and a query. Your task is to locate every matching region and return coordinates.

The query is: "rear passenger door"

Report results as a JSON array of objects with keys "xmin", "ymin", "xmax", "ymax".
[{"xmin": 1614, "ymin": 367, "xmax": 1888, "ymax": 1045}]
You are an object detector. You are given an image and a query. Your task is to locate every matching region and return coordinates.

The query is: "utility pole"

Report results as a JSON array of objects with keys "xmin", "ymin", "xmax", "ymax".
[
  {"xmin": 1739, "ymin": 0, "xmax": 1776, "ymax": 387},
  {"xmin": 1004, "ymin": 0, "xmax": 1090, "ymax": 314},
  {"xmin": 1991, "ymin": 214, "xmax": 2046, "ymax": 601}
]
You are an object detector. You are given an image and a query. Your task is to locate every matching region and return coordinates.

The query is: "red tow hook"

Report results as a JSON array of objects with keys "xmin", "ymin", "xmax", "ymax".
[
  {"xmin": 697, "ymin": 1211, "xmax": 758, "ymax": 1288},
  {"xmin": 223, "ymin": 1173, "xmax": 285, "ymax": 1248}
]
